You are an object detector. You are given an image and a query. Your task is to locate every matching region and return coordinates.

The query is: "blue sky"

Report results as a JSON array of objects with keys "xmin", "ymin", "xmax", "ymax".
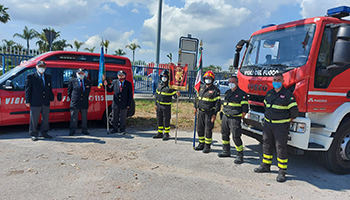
[{"xmin": 1, "ymin": 0, "xmax": 349, "ymax": 70}]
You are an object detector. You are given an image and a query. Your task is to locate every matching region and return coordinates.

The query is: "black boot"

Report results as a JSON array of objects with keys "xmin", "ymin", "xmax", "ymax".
[
  {"xmin": 254, "ymin": 164, "xmax": 271, "ymax": 173},
  {"xmin": 194, "ymin": 143, "xmax": 205, "ymax": 150},
  {"xmin": 234, "ymin": 151, "xmax": 244, "ymax": 164},
  {"xmin": 202, "ymin": 143, "xmax": 211, "ymax": 153},
  {"xmin": 218, "ymin": 144, "xmax": 231, "ymax": 157},
  {"xmin": 276, "ymin": 170, "xmax": 287, "ymax": 182},
  {"xmin": 153, "ymin": 133, "xmax": 163, "ymax": 139},
  {"xmin": 163, "ymin": 133, "xmax": 170, "ymax": 141}
]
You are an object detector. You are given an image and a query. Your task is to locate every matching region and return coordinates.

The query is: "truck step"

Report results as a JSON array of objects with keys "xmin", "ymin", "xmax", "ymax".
[
  {"xmin": 311, "ymin": 123, "xmax": 326, "ymax": 128},
  {"xmin": 308, "ymin": 142, "xmax": 325, "ymax": 148}
]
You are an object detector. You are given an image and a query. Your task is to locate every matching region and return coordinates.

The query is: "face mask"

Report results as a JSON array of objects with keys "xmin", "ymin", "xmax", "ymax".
[
  {"xmin": 37, "ymin": 67, "xmax": 45, "ymax": 74},
  {"xmin": 162, "ymin": 77, "xmax": 168, "ymax": 82},
  {"xmin": 77, "ymin": 74, "xmax": 85, "ymax": 80},
  {"xmin": 272, "ymin": 81, "xmax": 282, "ymax": 89},
  {"xmin": 229, "ymin": 83, "xmax": 236, "ymax": 89},
  {"xmin": 205, "ymin": 79, "xmax": 212, "ymax": 84}
]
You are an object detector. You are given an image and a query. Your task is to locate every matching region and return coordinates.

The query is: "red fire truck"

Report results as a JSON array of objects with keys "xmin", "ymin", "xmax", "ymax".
[
  {"xmin": 235, "ymin": 6, "xmax": 350, "ymax": 174},
  {"xmin": 0, "ymin": 51, "xmax": 135, "ymax": 126}
]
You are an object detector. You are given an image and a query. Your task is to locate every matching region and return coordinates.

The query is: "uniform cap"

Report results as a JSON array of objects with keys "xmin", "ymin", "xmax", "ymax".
[
  {"xmin": 76, "ymin": 68, "xmax": 85, "ymax": 73},
  {"xmin": 160, "ymin": 69, "xmax": 170, "ymax": 77},
  {"xmin": 117, "ymin": 70, "xmax": 127, "ymax": 76},
  {"xmin": 203, "ymin": 70, "xmax": 215, "ymax": 80},
  {"xmin": 36, "ymin": 61, "xmax": 46, "ymax": 67}
]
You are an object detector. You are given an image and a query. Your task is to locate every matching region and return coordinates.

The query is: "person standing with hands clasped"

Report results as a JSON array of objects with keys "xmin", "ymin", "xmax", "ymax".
[
  {"xmin": 152, "ymin": 70, "xmax": 180, "ymax": 141},
  {"xmin": 25, "ymin": 61, "xmax": 54, "ymax": 141},
  {"xmin": 194, "ymin": 71, "xmax": 221, "ymax": 153},
  {"xmin": 104, "ymin": 70, "xmax": 132, "ymax": 134},
  {"xmin": 218, "ymin": 76, "xmax": 248, "ymax": 164},
  {"xmin": 148, "ymin": 69, "xmax": 159, "ymax": 95},
  {"xmin": 68, "ymin": 68, "xmax": 91, "ymax": 136},
  {"xmin": 254, "ymin": 73, "xmax": 298, "ymax": 183}
]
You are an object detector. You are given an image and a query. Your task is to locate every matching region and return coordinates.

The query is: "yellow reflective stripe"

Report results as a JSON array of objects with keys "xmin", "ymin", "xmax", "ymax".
[
  {"xmin": 288, "ymin": 102, "xmax": 298, "ymax": 109},
  {"xmin": 198, "ymin": 136, "xmax": 205, "ymax": 143},
  {"xmin": 164, "ymin": 130, "xmax": 170, "ymax": 133},
  {"xmin": 158, "ymin": 130, "xmax": 163, "ymax": 133},
  {"xmin": 264, "ymin": 118, "xmax": 290, "ymax": 123},
  {"xmin": 263, "ymin": 159, "xmax": 272, "ymax": 164},
  {"xmin": 235, "ymin": 145, "xmax": 243, "ymax": 152},
  {"xmin": 156, "ymin": 90, "xmax": 160, "ymax": 94},
  {"xmin": 223, "ymin": 111, "xmax": 242, "ymax": 117},
  {"xmin": 263, "ymin": 154, "xmax": 273, "ymax": 159},
  {"xmin": 157, "ymin": 100, "xmax": 171, "ymax": 105},
  {"xmin": 160, "ymin": 91, "xmax": 176, "ymax": 96},
  {"xmin": 158, "ymin": 126, "xmax": 164, "ymax": 129},
  {"xmin": 223, "ymin": 102, "xmax": 241, "ymax": 107},
  {"xmin": 241, "ymin": 101, "xmax": 248, "ymax": 105},
  {"xmin": 222, "ymin": 140, "xmax": 230, "ymax": 145},
  {"xmin": 277, "ymin": 158, "xmax": 288, "ymax": 163},
  {"xmin": 205, "ymin": 137, "xmax": 212, "ymax": 144},
  {"xmin": 271, "ymin": 105, "xmax": 288, "ymax": 109},
  {"xmin": 164, "ymin": 127, "xmax": 170, "ymax": 130},
  {"xmin": 278, "ymin": 163, "xmax": 288, "ymax": 169},
  {"xmin": 264, "ymin": 99, "xmax": 267, "ymax": 105},
  {"xmin": 199, "ymin": 96, "xmax": 220, "ymax": 102}
]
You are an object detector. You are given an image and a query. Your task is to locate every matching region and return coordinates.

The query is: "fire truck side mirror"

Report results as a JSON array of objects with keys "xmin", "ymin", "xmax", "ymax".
[
  {"xmin": 4, "ymin": 80, "xmax": 14, "ymax": 90},
  {"xmin": 333, "ymin": 26, "xmax": 350, "ymax": 65},
  {"xmin": 233, "ymin": 52, "xmax": 240, "ymax": 69}
]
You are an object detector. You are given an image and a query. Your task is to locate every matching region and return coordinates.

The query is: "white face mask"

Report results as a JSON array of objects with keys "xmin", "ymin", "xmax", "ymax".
[
  {"xmin": 77, "ymin": 74, "xmax": 85, "ymax": 80},
  {"xmin": 229, "ymin": 83, "xmax": 236, "ymax": 89},
  {"xmin": 204, "ymin": 79, "xmax": 212, "ymax": 84},
  {"xmin": 37, "ymin": 67, "xmax": 45, "ymax": 74},
  {"xmin": 162, "ymin": 77, "xmax": 168, "ymax": 82}
]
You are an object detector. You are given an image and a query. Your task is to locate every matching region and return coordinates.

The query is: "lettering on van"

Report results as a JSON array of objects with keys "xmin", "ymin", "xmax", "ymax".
[
  {"xmin": 243, "ymin": 69, "xmax": 279, "ymax": 76},
  {"xmin": 61, "ymin": 95, "xmax": 105, "ymax": 102},
  {"xmin": 308, "ymin": 98, "xmax": 327, "ymax": 103},
  {"xmin": 4, "ymin": 97, "xmax": 25, "ymax": 105}
]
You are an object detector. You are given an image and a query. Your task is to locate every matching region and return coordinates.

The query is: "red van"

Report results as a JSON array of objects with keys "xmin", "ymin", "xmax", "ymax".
[{"xmin": 0, "ymin": 51, "xmax": 135, "ymax": 126}]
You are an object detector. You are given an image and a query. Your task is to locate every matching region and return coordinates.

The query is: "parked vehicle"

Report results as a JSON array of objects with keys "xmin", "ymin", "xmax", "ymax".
[
  {"xmin": 0, "ymin": 51, "xmax": 135, "ymax": 126},
  {"xmin": 234, "ymin": 6, "xmax": 350, "ymax": 174},
  {"xmin": 214, "ymin": 79, "xmax": 230, "ymax": 94}
]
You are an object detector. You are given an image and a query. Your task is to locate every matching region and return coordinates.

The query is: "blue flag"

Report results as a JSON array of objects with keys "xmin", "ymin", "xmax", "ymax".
[{"xmin": 98, "ymin": 47, "xmax": 105, "ymax": 88}]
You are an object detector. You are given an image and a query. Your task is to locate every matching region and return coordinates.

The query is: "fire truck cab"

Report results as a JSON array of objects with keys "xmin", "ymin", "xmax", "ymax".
[{"xmin": 235, "ymin": 6, "xmax": 350, "ymax": 174}]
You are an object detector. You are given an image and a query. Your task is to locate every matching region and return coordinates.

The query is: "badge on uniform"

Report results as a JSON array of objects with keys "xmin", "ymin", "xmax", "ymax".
[
  {"xmin": 209, "ymin": 90, "xmax": 213, "ymax": 94},
  {"xmin": 235, "ymin": 95, "xmax": 239, "ymax": 97},
  {"xmin": 86, "ymin": 86, "xmax": 89, "ymax": 88},
  {"xmin": 280, "ymin": 95, "xmax": 285, "ymax": 98},
  {"xmin": 48, "ymin": 83, "xmax": 50, "ymax": 86}
]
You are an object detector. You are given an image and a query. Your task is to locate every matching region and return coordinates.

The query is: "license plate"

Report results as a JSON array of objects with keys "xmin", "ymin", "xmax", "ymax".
[{"xmin": 249, "ymin": 113, "xmax": 260, "ymax": 122}]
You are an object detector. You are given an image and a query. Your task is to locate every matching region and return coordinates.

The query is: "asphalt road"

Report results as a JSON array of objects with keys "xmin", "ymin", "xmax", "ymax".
[{"xmin": 1, "ymin": 121, "xmax": 349, "ymax": 200}]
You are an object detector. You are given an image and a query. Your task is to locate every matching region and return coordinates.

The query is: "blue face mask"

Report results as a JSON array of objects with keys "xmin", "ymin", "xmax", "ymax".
[{"xmin": 272, "ymin": 82, "xmax": 282, "ymax": 89}]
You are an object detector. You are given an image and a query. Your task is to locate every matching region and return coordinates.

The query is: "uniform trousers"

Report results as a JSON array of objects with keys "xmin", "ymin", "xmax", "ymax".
[
  {"xmin": 197, "ymin": 110, "xmax": 215, "ymax": 144},
  {"xmin": 113, "ymin": 108, "xmax": 127, "ymax": 132},
  {"xmin": 29, "ymin": 105, "xmax": 50, "ymax": 136},
  {"xmin": 221, "ymin": 115, "xmax": 243, "ymax": 148},
  {"xmin": 156, "ymin": 104, "xmax": 171, "ymax": 134},
  {"xmin": 70, "ymin": 108, "xmax": 88, "ymax": 134}
]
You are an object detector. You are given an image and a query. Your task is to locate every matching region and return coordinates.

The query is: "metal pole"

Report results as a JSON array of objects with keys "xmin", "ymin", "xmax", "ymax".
[
  {"xmin": 175, "ymin": 96, "xmax": 179, "ymax": 144},
  {"xmin": 155, "ymin": 0, "xmax": 163, "ymax": 73},
  {"xmin": 50, "ymin": 31, "xmax": 52, "ymax": 51}
]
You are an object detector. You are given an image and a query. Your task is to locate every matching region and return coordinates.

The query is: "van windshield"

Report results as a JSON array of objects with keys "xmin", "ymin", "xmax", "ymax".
[
  {"xmin": 240, "ymin": 24, "xmax": 316, "ymax": 76},
  {"xmin": 0, "ymin": 66, "xmax": 23, "ymax": 85}
]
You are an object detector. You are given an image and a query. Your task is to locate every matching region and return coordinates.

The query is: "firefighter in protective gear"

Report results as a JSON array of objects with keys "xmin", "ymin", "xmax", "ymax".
[
  {"xmin": 254, "ymin": 73, "xmax": 299, "ymax": 183},
  {"xmin": 194, "ymin": 70, "xmax": 221, "ymax": 153},
  {"xmin": 218, "ymin": 76, "xmax": 248, "ymax": 164},
  {"xmin": 153, "ymin": 69, "xmax": 180, "ymax": 140}
]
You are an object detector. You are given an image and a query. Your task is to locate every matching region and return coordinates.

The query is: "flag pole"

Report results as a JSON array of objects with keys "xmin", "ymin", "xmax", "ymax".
[
  {"xmin": 175, "ymin": 94, "xmax": 179, "ymax": 144},
  {"xmin": 105, "ymin": 85, "xmax": 110, "ymax": 135},
  {"xmin": 193, "ymin": 113, "xmax": 197, "ymax": 149},
  {"xmin": 193, "ymin": 40, "xmax": 203, "ymax": 149}
]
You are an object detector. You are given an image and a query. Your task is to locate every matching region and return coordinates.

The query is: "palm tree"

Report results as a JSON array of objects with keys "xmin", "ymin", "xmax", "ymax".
[
  {"xmin": 0, "ymin": 5, "xmax": 10, "ymax": 24},
  {"xmin": 114, "ymin": 48, "xmax": 126, "ymax": 56},
  {"xmin": 73, "ymin": 40, "xmax": 84, "ymax": 51},
  {"xmin": 2, "ymin": 39, "xmax": 16, "ymax": 53},
  {"xmin": 53, "ymin": 39, "xmax": 72, "ymax": 51},
  {"xmin": 13, "ymin": 26, "xmax": 39, "ymax": 55},
  {"xmin": 228, "ymin": 65, "xmax": 234, "ymax": 73},
  {"xmin": 101, "ymin": 39, "xmax": 110, "ymax": 54},
  {"xmin": 216, "ymin": 66, "xmax": 222, "ymax": 72},
  {"xmin": 13, "ymin": 43, "xmax": 24, "ymax": 54},
  {"xmin": 125, "ymin": 43, "xmax": 141, "ymax": 64},
  {"xmin": 84, "ymin": 47, "xmax": 96, "ymax": 53},
  {"xmin": 167, "ymin": 52, "xmax": 172, "ymax": 63},
  {"xmin": 36, "ymin": 28, "xmax": 60, "ymax": 52}
]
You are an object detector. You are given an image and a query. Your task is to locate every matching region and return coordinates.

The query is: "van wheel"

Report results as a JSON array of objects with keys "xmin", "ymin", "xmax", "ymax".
[
  {"xmin": 102, "ymin": 108, "xmax": 114, "ymax": 127},
  {"xmin": 319, "ymin": 120, "xmax": 350, "ymax": 174}
]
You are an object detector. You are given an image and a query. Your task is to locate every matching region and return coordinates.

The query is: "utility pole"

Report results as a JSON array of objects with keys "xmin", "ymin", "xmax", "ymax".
[{"xmin": 155, "ymin": 0, "xmax": 163, "ymax": 71}]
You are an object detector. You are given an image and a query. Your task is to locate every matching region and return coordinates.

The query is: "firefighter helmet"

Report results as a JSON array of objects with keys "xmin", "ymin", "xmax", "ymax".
[
  {"xmin": 160, "ymin": 69, "xmax": 170, "ymax": 77},
  {"xmin": 203, "ymin": 70, "xmax": 215, "ymax": 80}
]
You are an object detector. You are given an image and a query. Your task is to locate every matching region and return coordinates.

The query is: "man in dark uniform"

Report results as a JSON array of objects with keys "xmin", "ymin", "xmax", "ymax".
[
  {"xmin": 104, "ymin": 70, "xmax": 132, "ymax": 134},
  {"xmin": 218, "ymin": 76, "xmax": 248, "ymax": 164},
  {"xmin": 25, "ymin": 61, "xmax": 54, "ymax": 141},
  {"xmin": 254, "ymin": 73, "xmax": 299, "ymax": 183},
  {"xmin": 153, "ymin": 70, "xmax": 179, "ymax": 141},
  {"xmin": 194, "ymin": 70, "xmax": 221, "ymax": 153},
  {"xmin": 68, "ymin": 68, "xmax": 92, "ymax": 136}
]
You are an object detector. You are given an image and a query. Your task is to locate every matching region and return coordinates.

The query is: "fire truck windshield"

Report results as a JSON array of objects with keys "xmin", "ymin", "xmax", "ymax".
[{"xmin": 241, "ymin": 24, "xmax": 316, "ymax": 76}]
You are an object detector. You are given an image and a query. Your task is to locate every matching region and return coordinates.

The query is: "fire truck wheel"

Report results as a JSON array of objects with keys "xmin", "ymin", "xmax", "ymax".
[
  {"xmin": 102, "ymin": 107, "xmax": 114, "ymax": 126},
  {"xmin": 319, "ymin": 120, "xmax": 350, "ymax": 174}
]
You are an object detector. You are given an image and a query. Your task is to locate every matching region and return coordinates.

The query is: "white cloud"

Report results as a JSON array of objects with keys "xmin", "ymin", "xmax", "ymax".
[
  {"xmin": 132, "ymin": 8, "xmax": 139, "ymax": 13},
  {"xmin": 102, "ymin": 4, "xmax": 117, "ymax": 14},
  {"xmin": 299, "ymin": 0, "xmax": 350, "ymax": 18}
]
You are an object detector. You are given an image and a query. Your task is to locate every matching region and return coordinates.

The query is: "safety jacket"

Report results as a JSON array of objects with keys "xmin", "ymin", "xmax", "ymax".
[
  {"xmin": 264, "ymin": 86, "xmax": 298, "ymax": 123},
  {"xmin": 155, "ymin": 82, "xmax": 177, "ymax": 106},
  {"xmin": 222, "ymin": 87, "xmax": 248, "ymax": 118},
  {"xmin": 195, "ymin": 84, "xmax": 221, "ymax": 113}
]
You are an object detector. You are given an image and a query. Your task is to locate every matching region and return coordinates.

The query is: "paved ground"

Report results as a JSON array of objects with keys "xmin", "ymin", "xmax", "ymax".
[{"xmin": 1, "ymin": 121, "xmax": 350, "ymax": 200}]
